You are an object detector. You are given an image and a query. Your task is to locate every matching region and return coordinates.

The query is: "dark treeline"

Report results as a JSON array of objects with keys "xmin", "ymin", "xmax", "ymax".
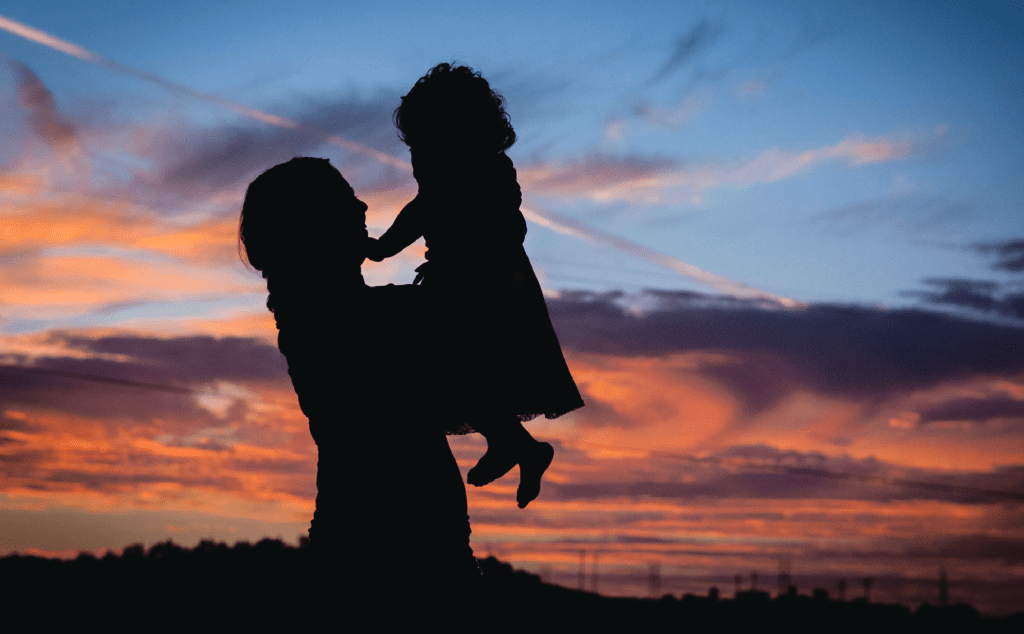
[{"xmin": 2, "ymin": 540, "xmax": 1021, "ymax": 630}]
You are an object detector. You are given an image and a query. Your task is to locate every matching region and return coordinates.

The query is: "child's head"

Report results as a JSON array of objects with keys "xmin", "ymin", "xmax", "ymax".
[
  {"xmin": 239, "ymin": 157, "xmax": 367, "ymax": 276},
  {"xmin": 394, "ymin": 63, "xmax": 515, "ymax": 154}
]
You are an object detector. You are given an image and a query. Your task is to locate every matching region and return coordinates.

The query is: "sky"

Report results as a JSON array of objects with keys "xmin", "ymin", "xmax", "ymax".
[{"xmin": 1, "ymin": 0, "xmax": 1022, "ymax": 615}]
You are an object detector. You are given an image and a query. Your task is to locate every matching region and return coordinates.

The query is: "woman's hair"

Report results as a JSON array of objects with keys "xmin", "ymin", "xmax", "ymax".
[
  {"xmin": 239, "ymin": 157, "xmax": 362, "ymax": 276},
  {"xmin": 394, "ymin": 63, "xmax": 516, "ymax": 153}
]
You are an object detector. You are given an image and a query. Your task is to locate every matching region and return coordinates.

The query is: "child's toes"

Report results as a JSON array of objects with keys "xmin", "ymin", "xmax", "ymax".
[
  {"xmin": 467, "ymin": 448, "xmax": 518, "ymax": 487},
  {"xmin": 516, "ymin": 442, "xmax": 554, "ymax": 508}
]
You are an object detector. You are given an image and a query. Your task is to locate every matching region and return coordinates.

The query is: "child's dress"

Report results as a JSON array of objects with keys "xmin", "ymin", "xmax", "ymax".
[{"xmin": 373, "ymin": 148, "xmax": 584, "ymax": 432}]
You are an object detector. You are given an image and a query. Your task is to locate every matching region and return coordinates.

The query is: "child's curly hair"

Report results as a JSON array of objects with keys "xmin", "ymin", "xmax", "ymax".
[{"xmin": 394, "ymin": 63, "xmax": 516, "ymax": 153}]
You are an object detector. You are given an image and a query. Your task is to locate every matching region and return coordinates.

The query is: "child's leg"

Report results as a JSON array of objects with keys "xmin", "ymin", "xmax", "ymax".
[
  {"xmin": 515, "ymin": 434, "xmax": 554, "ymax": 509},
  {"xmin": 467, "ymin": 416, "xmax": 554, "ymax": 509},
  {"xmin": 466, "ymin": 415, "xmax": 525, "ymax": 486}
]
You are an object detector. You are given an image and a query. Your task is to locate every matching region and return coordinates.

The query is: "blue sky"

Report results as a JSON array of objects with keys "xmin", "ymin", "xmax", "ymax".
[{"xmin": 2, "ymin": 1, "xmax": 1020, "ymax": 316}]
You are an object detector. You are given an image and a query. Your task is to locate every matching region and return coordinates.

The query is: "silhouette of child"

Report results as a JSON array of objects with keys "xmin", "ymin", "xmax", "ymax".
[{"xmin": 366, "ymin": 63, "xmax": 584, "ymax": 508}]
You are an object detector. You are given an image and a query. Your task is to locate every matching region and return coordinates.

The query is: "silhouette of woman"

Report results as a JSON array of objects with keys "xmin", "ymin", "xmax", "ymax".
[{"xmin": 239, "ymin": 157, "xmax": 480, "ymax": 611}]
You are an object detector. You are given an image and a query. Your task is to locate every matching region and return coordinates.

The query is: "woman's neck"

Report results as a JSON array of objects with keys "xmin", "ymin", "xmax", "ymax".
[{"xmin": 268, "ymin": 265, "xmax": 365, "ymax": 291}]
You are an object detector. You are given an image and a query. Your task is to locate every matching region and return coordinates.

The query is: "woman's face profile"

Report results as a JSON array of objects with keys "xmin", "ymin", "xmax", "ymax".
[
  {"xmin": 350, "ymin": 196, "xmax": 368, "ymax": 215},
  {"xmin": 308, "ymin": 186, "xmax": 365, "ymax": 223},
  {"xmin": 341, "ymin": 194, "xmax": 368, "ymax": 233}
]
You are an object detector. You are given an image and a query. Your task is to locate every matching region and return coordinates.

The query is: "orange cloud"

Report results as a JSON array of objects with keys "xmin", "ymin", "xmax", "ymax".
[
  {"xmin": 0, "ymin": 171, "xmax": 45, "ymax": 197},
  {"xmin": 0, "ymin": 391, "xmax": 315, "ymax": 517},
  {"xmin": 0, "ymin": 199, "xmax": 139, "ymax": 249},
  {"xmin": 1, "ymin": 319, "xmax": 1020, "ymax": 612},
  {"xmin": 0, "ymin": 182, "xmax": 262, "ymax": 326},
  {"xmin": 177, "ymin": 311, "xmax": 279, "ymax": 341},
  {"xmin": 2, "ymin": 253, "xmax": 249, "ymax": 313},
  {"xmin": 0, "ymin": 187, "xmax": 250, "ymax": 266},
  {"xmin": 566, "ymin": 352, "xmax": 739, "ymax": 449},
  {"xmin": 132, "ymin": 217, "xmax": 241, "ymax": 263}
]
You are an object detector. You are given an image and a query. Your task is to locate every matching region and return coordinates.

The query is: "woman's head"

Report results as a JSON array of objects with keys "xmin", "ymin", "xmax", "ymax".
[
  {"xmin": 239, "ymin": 157, "xmax": 367, "ymax": 276},
  {"xmin": 394, "ymin": 63, "xmax": 515, "ymax": 154}
]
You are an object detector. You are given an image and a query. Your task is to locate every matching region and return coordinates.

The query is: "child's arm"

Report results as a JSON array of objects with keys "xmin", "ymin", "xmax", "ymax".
[{"xmin": 365, "ymin": 197, "xmax": 425, "ymax": 262}]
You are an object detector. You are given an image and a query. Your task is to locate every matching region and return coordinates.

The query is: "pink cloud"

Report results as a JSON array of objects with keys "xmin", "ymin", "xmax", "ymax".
[{"xmin": 520, "ymin": 131, "xmax": 935, "ymax": 205}]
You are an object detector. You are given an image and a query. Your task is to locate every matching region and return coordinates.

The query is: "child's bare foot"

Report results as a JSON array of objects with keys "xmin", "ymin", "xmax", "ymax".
[
  {"xmin": 467, "ymin": 446, "xmax": 518, "ymax": 487},
  {"xmin": 516, "ymin": 442, "xmax": 554, "ymax": 509}
]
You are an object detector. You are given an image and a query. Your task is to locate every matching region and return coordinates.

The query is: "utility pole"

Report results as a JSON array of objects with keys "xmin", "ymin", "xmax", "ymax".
[
  {"xmin": 648, "ymin": 561, "xmax": 661, "ymax": 598},
  {"xmin": 578, "ymin": 550, "xmax": 586, "ymax": 591},
  {"xmin": 778, "ymin": 559, "xmax": 792, "ymax": 597}
]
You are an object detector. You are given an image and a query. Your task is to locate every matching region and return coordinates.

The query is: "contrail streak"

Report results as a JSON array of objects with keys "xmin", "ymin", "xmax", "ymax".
[
  {"xmin": 521, "ymin": 206, "xmax": 800, "ymax": 306},
  {"xmin": 0, "ymin": 14, "xmax": 410, "ymax": 171},
  {"xmin": 0, "ymin": 13, "xmax": 800, "ymax": 305}
]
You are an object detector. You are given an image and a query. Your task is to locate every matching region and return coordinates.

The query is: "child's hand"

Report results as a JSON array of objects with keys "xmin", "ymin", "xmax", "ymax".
[{"xmin": 365, "ymin": 236, "xmax": 385, "ymax": 262}]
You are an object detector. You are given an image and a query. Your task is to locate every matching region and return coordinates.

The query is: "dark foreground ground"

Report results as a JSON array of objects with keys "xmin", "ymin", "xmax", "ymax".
[{"xmin": 2, "ymin": 539, "xmax": 1020, "ymax": 631}]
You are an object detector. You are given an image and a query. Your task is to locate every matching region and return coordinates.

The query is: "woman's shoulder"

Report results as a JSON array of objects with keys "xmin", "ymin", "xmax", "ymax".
[
  {"xmin": 365, "ymin": 282, "xmax": 427, "ymax": 309},
  {"xmin": 366, "ymin": 282, "xmax": 421, "ymax": 295}
]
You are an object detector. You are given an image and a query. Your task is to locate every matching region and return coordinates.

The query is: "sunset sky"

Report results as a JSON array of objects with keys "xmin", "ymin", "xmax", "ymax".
[{"xmin": 1, "ymin": 1, "xmax": 1022, "ymax": 615}]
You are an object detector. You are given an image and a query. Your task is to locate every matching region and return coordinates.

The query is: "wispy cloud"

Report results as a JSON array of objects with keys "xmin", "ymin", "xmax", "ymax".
[
  {"xmin": 803, "ymin": 193, "xmax": 975, "ymax": 237},
  {"xmin": 523, "ymin": 130, "xmax": 931, "ymax": 206},
  {"xmin": 918, "ymin": 395, "xmax": 1024, "ymax": 426},
  {"xmin": 549, "ymin": 290, "xmax": 1024, "ymax": 402},
  {"xmin": 911, "ymin": 278, "xmax": 1024, "ymax": 321},
  {"xmin": 547, "ymin": 443, "xmax": 1022, "ymax": 504},
  {"xmin": 905, "ymin": 237, "xmax": 1024, "ymax": 322},
  {"xmin": 142, "ymin": 94, "xmax": 410, "ymax": 204},
  {"xmin": 520, "ymin": 206, "xmax": 799, "ymax": 305},
  {"xmin": 630, "ymin": 88, "xmax": 715, "ymax": 130},
  {"xmin": 4, "ymin": 302, "xmax": 1021, "ymax": 519},
  {"xmin": 974, "ymin": 238, "xmax": 1024, "ymax": 272},
  {"xmin": 9, "ymin": 59, "xmax": 76, "ymax": 152},
  {"xmin": 0, "ymin": 14, "xmax": 408, "ymax": 170},
  {"xmin": 649, "ymin": 21, "xmax": 724, "ymax": 85},
  {"xmin": 910, "ymin": 278, "xmax": 1001, "ymax": 312},
  {"xmin": 0, "ymin": 329, "xmax": 309, "ymax": 518},
  {"xmin": 0, "ymin": 40, "xmax": 791, "ymax": 303},
  {"xmin": 2, "ymin": 291, "xmax": 1022, "ymax": 606}
]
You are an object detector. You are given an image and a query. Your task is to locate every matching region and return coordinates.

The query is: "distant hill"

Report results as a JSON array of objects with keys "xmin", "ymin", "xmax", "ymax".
[{"xmin": 2, "ymin": 540, "xmax": 1020, "ymax": 630}]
